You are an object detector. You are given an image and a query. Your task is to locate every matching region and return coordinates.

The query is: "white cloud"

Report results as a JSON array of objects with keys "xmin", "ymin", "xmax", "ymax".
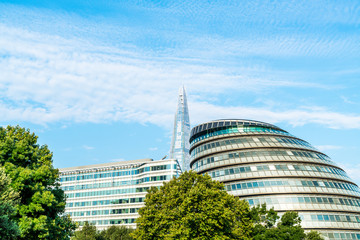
[
  {"xmin": 176, "ymin": 34, "xmax": 360, "ymax": 59},
  {"xmin": 341, "ymin": 96, "xmax": 356, "ymax": 105},
  {"xmin": 149, "ymin": 147, "xmax": 158, "ymax": 151},
  {"xmin": 189, "ymin": 102, "xmax": 360, "ymax": 130},
  {"xmin": 0, "ymin": 24, "xmax": 360, "ymax": 130},
  {"xmin": 340, "ymin": 163, "xmax": 360, "ymax": 185},
  {"xmin": 82, "ymin": 145, "xmax": 94, "ymax": 150}
]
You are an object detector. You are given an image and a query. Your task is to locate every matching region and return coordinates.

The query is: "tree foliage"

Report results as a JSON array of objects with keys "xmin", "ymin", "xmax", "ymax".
[
  {"xmin": 72, "ymin": 221, "xmax": 97, "ymax": 240},
  {"xmin": 98, "ymin": 225, "xmax": 134, "ymax": 240},
  {"xmin": 73, "ymin": 223, "xmax": 134, "ymax": 240},
  {"xmin": 0, "ymin": 126, "xmax": 76, "ymax": 239},
  {"xmin": 251, "ymin": 204, "xmax": 323, "ymax": 240},
  {"xmin": 133, "ymin": 171, "xmax": 323, "ymax": 240},
  {"xmin": 133, "ymin": 171, "xmax": 252, "ymax": 240},
  {"xmin": 305, "ymin": 230, "xmax": 324, "ymax": 240},
  {"xmin": 0, "ymin": 166, "xmax": 20, "ymax": 239}
]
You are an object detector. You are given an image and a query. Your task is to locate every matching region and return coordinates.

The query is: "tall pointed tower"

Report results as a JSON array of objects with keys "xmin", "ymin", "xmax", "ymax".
[{"xmin": 170, "ymin": 86, "xmax": 191, "ymax": 172}]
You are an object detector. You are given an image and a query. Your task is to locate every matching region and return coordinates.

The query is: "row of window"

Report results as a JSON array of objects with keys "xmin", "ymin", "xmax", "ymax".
[
  {"xmin": 60, "ymin": 164, "xmax": 177, "ymax": 182},
  {"xmin": 292, "ymin": 150, "xmax": 330, "ymax": 161},
  {"xmin": 207, "ymin": 163, "xmax": 348, "ymax": 179},
  {"xmin": 309, "ymin": 214, "xmax": 360, "ymax": 224},
  {"xmin": 112, "ymin": 208, "xmax": 139, "ymax": 214},
  {"xmin": 77, "ymin": 218, "xmax": 136, "ymax": 226},
  {"xmin": 62, "ymin": 175, "xmax": 170, "ymax": 191},
  {"xmin": 246, "ymin": 195, "xmax": 360, "ymax": 208},
  {"xmin": 68, "ymin": 208, "xmax": 140, "ymax": 217},
  {"xmin": 275, "ymin": 137, "xmax": 313, "ymax": 148},
  {"xmin": 191, "ymin": 136, "xmax": 315, "ymax": 157},
  {"xmin": 321, "ymin": 232, "xmax": 360, "ymax": 240},
  {"xmin": 66, "ymin": 187, "xmax": 151, "ymax": 199},
  {"xmin": 70, "ymin": 210, "xmax": 108, "ymax": 217},
  {"xmin": 190, "ymin": 125, "xmax": 292, "ymax": 145},
  {"xmin": 225, "ymin": 179, "xmax": 360, "ymax": 195},
  {"xmin": 66, "ymin": 197, "xmax": 145, "ymax": 208},
  {"xmin": 192, "ymin": 149, "xmax": 334, "ymax": 170}
]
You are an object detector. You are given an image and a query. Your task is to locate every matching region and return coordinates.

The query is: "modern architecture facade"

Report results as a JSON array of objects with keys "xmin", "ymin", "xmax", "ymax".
[
  {"xmin": 60, "ymin": 158, "xmax": 180, "ymax": 229},
  {"xmin": 169, "ymin": 86, "xmax": 191, "ymax": 171},
  {"xmin": 189, "ymin": 119, "xmax": 360, "ymax": 240}
]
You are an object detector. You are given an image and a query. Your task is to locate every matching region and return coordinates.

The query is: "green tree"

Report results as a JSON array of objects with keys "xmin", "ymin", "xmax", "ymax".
[
  {"xmin": 98, "ymin": 225, "xmax": 134, "ymax": 240},
  {"xmin": 305, "ymin": 230, "xmax": 324, "ymax": 240},
  {"xmin": 0, "ymin": 126, "xmax": 76, "ymax": 239},
  {"xmin": 272, "ymin": 211, "xmax": 306, "ymax": 240},
  {"xmin": 133, "ymin": 171, "xmax": 252, "ymax": 240},
  {"xmin": 250, "ymin": 203, "xmax": 279, "ymax": 239},
  {"xmin": 72, "ymin": 221, "xmax": 98, "ymax": 240},
  {"xmin": 0, "ymin": 166, "xmax": 20, "ymax": 239},
  {"xmin": 73, "ymin": 223, "xmax": 134, "ymax": 240},
  {"xmin": 251, "ymin": 205, "xmax": 323, "ymax": 240}
]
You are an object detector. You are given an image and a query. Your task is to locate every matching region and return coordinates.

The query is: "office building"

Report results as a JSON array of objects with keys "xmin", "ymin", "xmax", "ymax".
[
  {"xmin": 60, "ymin": 158, "xmax": 180, "ymax": 229},
  {"xmin": 169, "ymin": 86, "xmax": 191, "ymax": 171},
  {"xmin": 190, "ymin": 119, "xmax": 360, "ymax": 240}
]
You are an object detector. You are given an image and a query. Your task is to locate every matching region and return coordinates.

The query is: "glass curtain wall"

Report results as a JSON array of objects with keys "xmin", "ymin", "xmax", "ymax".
[
  {"xmin": 169, "ymin": 86, "xmax": 191, "ymax": 171},
  {"xmin": 190, "ymin": 119, "xmax": 360, "ymax": 240}
]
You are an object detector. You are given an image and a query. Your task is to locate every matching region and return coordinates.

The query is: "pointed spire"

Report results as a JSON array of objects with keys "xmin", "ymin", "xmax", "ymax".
[{"xmin": 170, "ymin": 86, "xmax": 191, "ymax": 172}]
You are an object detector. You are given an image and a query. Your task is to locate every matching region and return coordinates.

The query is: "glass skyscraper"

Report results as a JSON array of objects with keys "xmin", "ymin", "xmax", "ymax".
[
  {"xmin": 190, "ymin": 119, "xmax": 360, "ymax": 240},
  {"xmin": 169, "ymin": 86, "xmax": 191, "ymax": 172}
]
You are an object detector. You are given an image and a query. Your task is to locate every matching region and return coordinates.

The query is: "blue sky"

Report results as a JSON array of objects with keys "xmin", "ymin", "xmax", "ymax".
[{"xmin": 1, "ymin": 1, "xmax": 360, "ymax": 183}]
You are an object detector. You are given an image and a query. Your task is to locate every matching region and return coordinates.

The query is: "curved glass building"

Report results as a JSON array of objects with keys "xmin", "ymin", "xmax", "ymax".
[{"xmin": 189, "ymin": 119, "xmax": 360, "ymax": 240}]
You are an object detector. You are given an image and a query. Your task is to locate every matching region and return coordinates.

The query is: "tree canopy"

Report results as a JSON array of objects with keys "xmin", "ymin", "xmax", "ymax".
[
  {"xmin": 250, "ymin": 204, "xmax": 323, "ymax": 240},
  {"xmin": 72, "ymin": 221, "xmax": 97, "ymax": 240},
  {"xmin": 73, "ymin": 222, "xmax": 134, "ymax": 240},
  {"xmin": 98, "ymin": 225, "xmax": 134, "ymax": 240},
  {"xmin": 0, "ymin": 166, "xmax": 20, "ymax": 239},
  {"xmin": 0, "ymin": 125, "xmax": 76, "ymax": 239},
  {"xmin": 133, "ymin": 171, "xmax": 323, "ymax": 240},
  {"xmin": 133, "ymin": 171, "xmax": 252, "ymax": 240}
]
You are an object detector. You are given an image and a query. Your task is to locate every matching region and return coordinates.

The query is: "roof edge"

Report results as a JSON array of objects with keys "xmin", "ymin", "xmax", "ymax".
[{"xmin": 59, "ymin": 158, "xmax": 153, "ymax": 172}]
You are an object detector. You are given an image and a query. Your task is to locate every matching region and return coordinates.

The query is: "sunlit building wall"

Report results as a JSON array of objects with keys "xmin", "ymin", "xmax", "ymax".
[
  {"xmin": 60, "ymin": 158, "xmax": 180, "ymax": 229},
  {"xmin": 190, "ymin": 119, "xmax": 360, "ymax": 240}
]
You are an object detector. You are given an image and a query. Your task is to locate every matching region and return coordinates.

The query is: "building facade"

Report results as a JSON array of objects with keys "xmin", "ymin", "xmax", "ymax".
[
  {"xmin": 169, "ymin": 86, "xmax": 191, "ymax": 172},
  {"xmin": 189, "ymin": 119, "xmax": 360, "ymax": 240},
  {"xmin": 60, "ymin": 158, "xmax": 180, "ymax": 229}
]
